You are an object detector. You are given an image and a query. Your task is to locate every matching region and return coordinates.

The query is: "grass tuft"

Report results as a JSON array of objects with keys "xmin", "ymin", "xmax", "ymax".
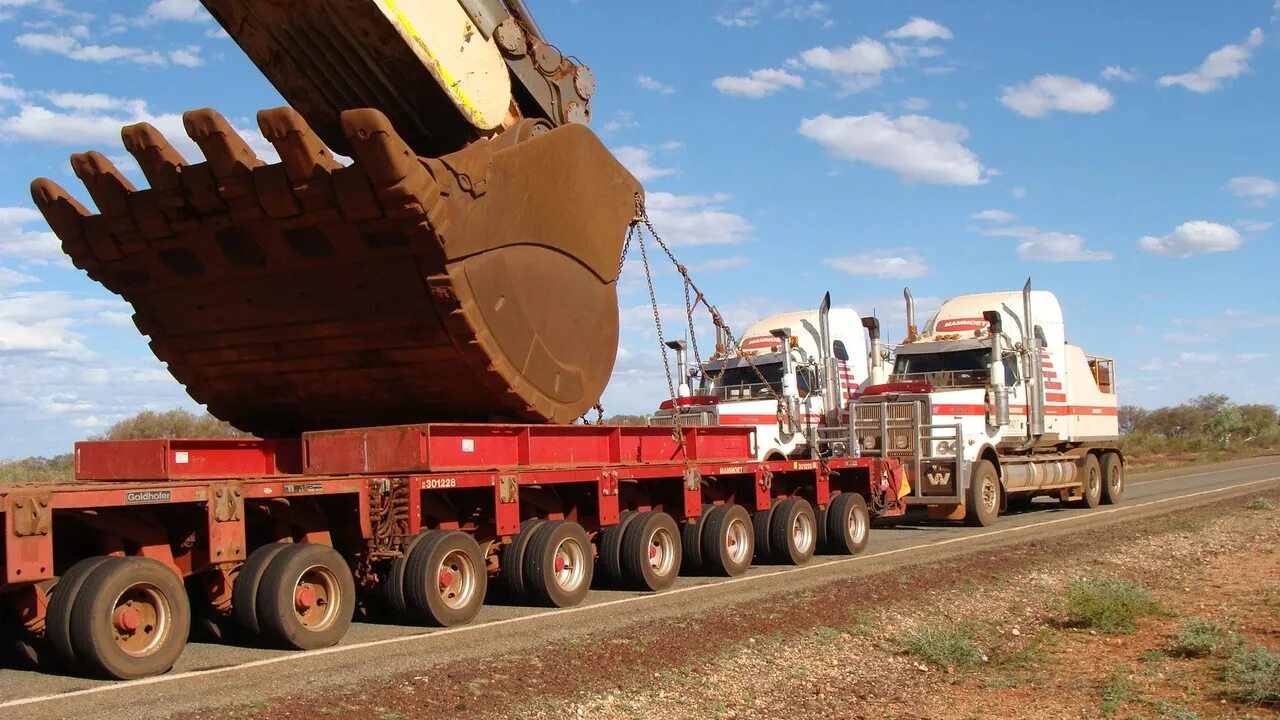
[
  {"xmin": 1245, "ymin": 497, "xmax": 1274, "ymax": 511},
  {"xmin": 1155, "ymin": 700, "xmax": 1201, "ymax": 720},
  {"xmin": 1100, "ymin": 666, "xmax": 1134, "ymax": 716},
  {"xmin": 1222, "ymin": 644, "xmax": 1280, "ymax": 705},
  {"xmin": 1063, "ymin": 577, "xmax": 1162, "ymax": 633},
  {"xmin": 1167, "ymin": 618, "xmax": 1231, "ymax": 658},
  {"xmin": 896, "ymin": 624, "xmax": 984, "ymax": 672}
]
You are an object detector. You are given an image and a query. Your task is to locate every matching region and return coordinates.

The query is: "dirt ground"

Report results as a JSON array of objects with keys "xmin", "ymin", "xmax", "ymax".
[{"xmin": 186, "ymin": 489, "xmax": 1280, "ymax": 720}]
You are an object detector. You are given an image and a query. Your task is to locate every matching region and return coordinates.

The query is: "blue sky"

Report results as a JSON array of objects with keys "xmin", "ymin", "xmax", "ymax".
[{"xmin": 1, "ymin": 0, "xmax": 1278, "ymax": 457}]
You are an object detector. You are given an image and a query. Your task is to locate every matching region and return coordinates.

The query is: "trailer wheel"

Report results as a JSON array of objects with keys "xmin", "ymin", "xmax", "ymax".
[
  {"xmin": 69, "ymin": 557, "xmax": 191, "ymax": 679},
  {"xmin": 680, "ymin": 505, "xmax": 712, "ymax": 574},
  {"xmin": 594, "ymin": 510, "xmax": 637, "ymax": 588},
  {"xmin": 965, "ymin": 459, "xmax": 1000, "ymax": 527},
  {"xmin": 255, "ymin": 544, "xmax": 356, "ymax": 650},
  {"xmin": 1075, "ymin": 454, "xmax": 1102, "ymax": 509},
  {"xmin": 1100, "ymin": 453, "xmax": 1124, "ymax": 505},
  {"xmin": 522, "ymin": 521, "xmax": 594, "ymax": 607},
  {"xmin": 500, "ymin": 518, "xmax": 546, "ymax": 598},
  {"xmin": 751, "ymin": 507, "xmax": 774, "ymax": 561},
  {"xmin": 383, "ymin": 531, "xmax": 433, "ymax": 620},
  {"xmin": 46, "ymin": 556, "xmax": 119, "ymax": 671},
  {"xmin": 620, "ymin": 511, "xmax": 681, "ymax": 591},
  {"xmin": 232, "ymin": 543, "xmax": 292, "ymax": 639},
  {"xmin": 825, "ymin": 492, "xmax": 870, "ymax": 555},
  {"xmin": 769, "ymin": 498, "xmax": 817, "ymax": 565},
  {"xmin": 699, "ymin": 504, "xmax": 754, "ymax": 577},
  {"xmin": 404, "ymin": 531, "xmax": 488, "ymax": 627}
]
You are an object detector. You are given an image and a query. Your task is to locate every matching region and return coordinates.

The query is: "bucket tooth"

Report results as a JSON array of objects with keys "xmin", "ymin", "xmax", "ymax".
[
  {"xmin": 257, "ymin": 107, "xmax": 341, "ymax": 213},
  {"xmin": 70, "ymin": 151, "xmax": 135, "ymax": 219},
  {"xmin": 29, "ymin": 178, "xmax": 97, "ymax": 268},
  {"xmin": 340, "ymin": 108, "xmax": 439, "ymax": 220},
  {"xmin": 183, "ymin": 108, "xmax": 264, "ymax": 220},
  {"xmin": 121, "ymin": 122, "xmax": 187, "ymax": 191}
]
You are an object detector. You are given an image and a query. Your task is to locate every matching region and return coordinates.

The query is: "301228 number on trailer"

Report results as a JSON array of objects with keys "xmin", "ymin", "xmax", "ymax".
[{"xmin": 0, "ymin": 423, "xmax": 908, "ymax": 679}]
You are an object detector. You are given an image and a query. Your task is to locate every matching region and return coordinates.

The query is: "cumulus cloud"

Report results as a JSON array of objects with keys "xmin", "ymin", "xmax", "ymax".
[
  {"xmin": 798, "ymin": 112, "xmax": 988, "ymax": 186},
  {"xmin": 1236, "ymin": 219, "xmax": 1273, "ymax": 232},
  {"xmin": 1138, "ymin": 221, "xmax": 1243, "ymax": 257},
  {"xmin": 1000, "ymin": 75, "xmax": 1114, "ymax": 117},
  {"xmin": 1016, "ymin": 232, "xmax": 1114, "ymax": 262},
  {"xmin": 644, "ymin": 192, "xmax": 753, "ymax": 247},
  {"xmin": 884, "ymin": 17, "xmax": 953, "ymax": 41},
  {"xmin": 15, "ymin": 31, "xmax": 174, "ymax": 65},
  {"xmin": 972, "ymin": 209, "xmax": 1015, "ymax": 222},
  {"xmin": 142, "ymin": 0, "xmax": 207, "ymax": 23},
  {"xmin": 0, "ymin": 207, "xmax": 62, "ymax": 263},
  {"xmin": 823, "ymin": 248, "xmax": 930, "ymax": 279},
  {"xmin": 796, "ymin": 39, "xmax": 897, "ymax": 93},
  {"xmin": 712, "ymin": 68, "xmax": 804, "ymax": 98},
  {"xmin": 1012, "ymin": 187, "xmax": 1028, "ymax": 199},
  {"xmin": 902, "ymin": 96, "xmax": 930, "ymax": 111},
  {"xmin": 612, "ymin": 146, "xmax": 676, "ymax": 183},
  {"xmin": 1158, "ymin": 28, "xmax": 1264, "ymax": 93},
  {"xmin": 637, "ymin": 74, "xmax": 675, "ymax": 95},
  {"xmin": 1101, "ymin": 65, "xmax": 1138, "ymax": 82},
  {"xmin": 1226, "ymin": 176, "xmax": 1279, "ymax": 205}
]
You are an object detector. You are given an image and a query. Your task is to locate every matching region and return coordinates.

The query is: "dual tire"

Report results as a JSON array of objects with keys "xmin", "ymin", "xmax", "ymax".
[
  {"xmin": 385, "ymin": 530, "xmax": 488, "ymax": 627},
  {"xmin": 234, "ymin": 543, "xmax": 356, "ymax": 651},
  {"xmin": 503, "ymin": 519, "xmax": 598, "ymax": 607},
  {"xmin": 752, "ymin": 498, "xmax": 818, "ymax": 565}
]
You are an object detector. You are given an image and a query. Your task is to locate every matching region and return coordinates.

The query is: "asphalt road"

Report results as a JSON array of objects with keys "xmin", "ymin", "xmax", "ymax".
[{"xmin": 3, "ymin": 455, "xmax": 1278, "ymax": 719}]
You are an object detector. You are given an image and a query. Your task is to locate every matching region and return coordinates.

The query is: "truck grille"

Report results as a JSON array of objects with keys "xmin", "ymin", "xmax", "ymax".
[
  {"xmin": 649, "ymin": 410, "xmax": 719, "ymax": 427},
  {"xmin": 854, "ymin": 401, "xmax": 924, "ymax": 456}
]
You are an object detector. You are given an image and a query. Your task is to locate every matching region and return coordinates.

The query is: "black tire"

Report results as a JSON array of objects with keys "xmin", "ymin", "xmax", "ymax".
[
  {"xmin": 255, "ymin": 544, "xmax": 356, "ymax": 650},
  {"xmin": 816, "ymin": 505, "xmax": 829, "ymax": 549},
  {"xmin": 522, "ymin": 521, "xmax": 594, "ymax": 607},
  {"xmin": 69, "ymin": 557, "xmax": 191, "ymax": 679},
  {"xmin": 1076, "ymin": 454, "xmax": 1102, "ymax": 509},
  {"xmin": 500, "ymin": 518, "xmax": 546, "ymax": 598},
  {"xmin": 620, "ymin": 511, "xmax": 681, "ymax": 591},
  {"xmin": 232, "ymin": 542, "xmax": 291, "ymax": 638},
  {"xmin": 1100, "ymin": 452, "xmax": 1124, "ymax": 505},
  {"xmin": 699, "ymin": 504, "xmax": 754, "ymax": 577},
  {"xmin": 384, "ymin": 531, "xmax": 434, "ymax": 620},
  {"xmin": 965, "ymin": 459, "xmax": 1001, "ymax": 527},
  {"xmin": 596, "ymin": 510, "xmax": 637, "ymax": 588},
  {"xmin": 680, "ymin": 505, "xmax": 712, "ymax": 574},
  {"xmin": 404, "ymin": 531, "xmax": 488, "ymax": 627},
  {"xmin": 47, "ymin": 555, "xmax": 119, "ymax": 671},
  {"xmin": 751, "ymin": 507, "xmax": 774, "ymax": 561},
  {"xmin": 825, "ymin": 492, "xmax": 870, "ymax": 555},
  {"xmin": 769, "ymin": 498, "xmax": 818, "ymax": 565}
]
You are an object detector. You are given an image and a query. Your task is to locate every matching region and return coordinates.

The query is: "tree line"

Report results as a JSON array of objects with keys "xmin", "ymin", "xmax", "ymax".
[{"xmin": 1120, "ymin": 393, "xmax": 1280, "ymax": 453}]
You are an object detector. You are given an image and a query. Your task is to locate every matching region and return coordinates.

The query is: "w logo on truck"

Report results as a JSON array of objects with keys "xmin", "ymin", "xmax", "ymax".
[{"xmin": 925, "ymin": 469, "xmax": 953, "ymax": 487}]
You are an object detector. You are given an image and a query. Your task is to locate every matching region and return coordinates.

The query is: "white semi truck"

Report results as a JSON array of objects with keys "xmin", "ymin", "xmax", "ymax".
[
  {"xmin": 850, "ymin": 281, "xmax": 1123, "ymax": 525},
  {"xmin": 654, "ymin": 293, "xmax": 887, "ymax": 460}
]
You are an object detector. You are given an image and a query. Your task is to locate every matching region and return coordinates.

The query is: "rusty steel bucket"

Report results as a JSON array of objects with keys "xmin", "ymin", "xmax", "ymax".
[{"xmin": 32, "ymin": 107, "xmax": 640, "ymax": 436}]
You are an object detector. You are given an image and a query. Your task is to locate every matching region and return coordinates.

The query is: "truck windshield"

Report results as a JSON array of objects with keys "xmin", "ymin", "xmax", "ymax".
[
  {"xmin": 892, "ymin": 349, "xmax": 1009, "ymax": 388},
  {"xmin": 699, "ymin": 362, "xmax": 812, "ymax": 400}
]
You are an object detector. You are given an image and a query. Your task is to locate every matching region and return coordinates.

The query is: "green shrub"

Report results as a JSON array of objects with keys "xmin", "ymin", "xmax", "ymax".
[
  {"xmin": 896, "ymin": 624, "xmax": 984, "ymax": 671},
  {"xmin": 1222, "ymin": 645, "xmax": 1280, "ymax": 705},
  {"xmin": 1168, "ymin": 618, "xmax": 1230, "ymax": 658},
  {"xmin": 1246, "ymin": 498, "xmax": 1274, "ymax": 511},
  {"xmin": 1063, "ymin": 578, "xmax": 1162, "ymax": 633},
  {"xmin": 1100, "ymin": 666, "xmax": 1133, "ymax": 715}
]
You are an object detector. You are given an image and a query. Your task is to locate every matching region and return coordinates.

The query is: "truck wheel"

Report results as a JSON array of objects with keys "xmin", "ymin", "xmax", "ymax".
[
  {"xmin": 825, "ymin": 492, "xmax": 870, "ymax": 555},
  {"xmin": 1100, "ymin": 453, "xmax": 1124, "ymax": 505},
  {"xmin": 680, "ymin": 505, "xmax": 712, "ymax": 574},
  {"xmin": 383, "ymin": 531, "xmax": 433, "ymax": 620},
  {"xmin": 751, "ymin": 507, "xmax": 774, "ymax": 561},
  {"xmin": 1075, "ymin": 454, "xmax": 1102, "ymax": 509},
  {"xmin": 499, "ymin": 518, "xmax": 545, "ymax": 598},
  {"xmin": 232, "ymin": 542, "xmax": 291, "ymax": 639},
  {"xmin": 769, "ymin": 498, "xmax": 817, "ymax": 565},
  {"xmin": 522, "ymin": 520, "xmax": 594, "ymax": 607},
  {"xmin": 965, "ymin": 460, "xmax": 1000, "ymax": 527},
  {"xmin": 699, "ymin": 504, "xmax": 754, "ymax": 577},
  {"xmin": 404, "ymin": 531, "xmax": 487, "ymax": 627},
  {"xmin": 595, "ymin": 511, "xmax": 637, "ymax": 588},
  {"xmin": 69, "ymin": 557, "xmax": 191, "ymax": 679},
  {"xmin": 255, "ymin": 544, "xmax": 356, "ymax": 650},
  {"xmin": 47, "ymin": 556, "xmax": 120, "ymax": 671},
  {"xmin": 621, "ymin": 511, "xmax": 681, "ymax": 591}
]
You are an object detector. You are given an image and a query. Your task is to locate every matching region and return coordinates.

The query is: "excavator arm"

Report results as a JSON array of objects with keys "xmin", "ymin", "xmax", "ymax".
[{"xmin": 31, "ymin": 1, "xmax": 641, "ymax": 436}]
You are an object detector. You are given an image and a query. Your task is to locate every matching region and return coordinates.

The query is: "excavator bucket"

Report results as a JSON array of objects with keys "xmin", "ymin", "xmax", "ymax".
[{"xmin": 32, "ymin": 108, "xmax": 641, "ymax": 436}]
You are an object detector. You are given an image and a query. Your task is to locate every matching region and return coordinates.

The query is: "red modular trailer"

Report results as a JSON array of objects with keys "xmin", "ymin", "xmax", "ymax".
[{"xmin": 1, "ymin": 423, "xmax": 905, "ymax": 680}]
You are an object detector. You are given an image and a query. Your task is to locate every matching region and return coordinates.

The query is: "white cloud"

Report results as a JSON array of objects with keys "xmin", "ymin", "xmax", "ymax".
[
  {"xmin": 0, "ymin": 266, "xmax": 37, "ymax": 289},
  {"xmin": 824, "ymin": 248, "xmax": 930, "ymax": 279},
  {"xmin": 1138, "ymin": 221, "xmax": 1243, "ymax": 257},
  {"xmin": 778, "ymin": 1, "xmax": 828, "ymax": 21},
  {"xmin": 0, "ymin": 74, "xmax": 22, "ymax": 102},
  {"xmin": 168, "ymin": 46, "xmax": 202, "ymax": 68},
  {"xmin": 1162, "ymin": 331, "xmax": 1214, "ymax": 343},
  {"xmin": 1158, "ymin": 28, "xmax": 1264, "ymax": 93},
  {"xmin": 1237, "ymin": 352, "xmax": 1271, "ymax": 363},
  {"xmin": 612, "ymin": 146, "xmax": 676, "ymax": 183},
  {"xmin": 15, "ymin": 32, "xmax": 178, "ymax": 65},
  {"xmin": 1236, "ymin": 219, "xmax": 1273, "ymax": 232},
  {"xmin": 884, "ymin": 17, "xmax": 953, "ymax": 41},
  {"xmin": 1000, "ymin": 75, "xmax": 1114, "ymax": 117},
  {"xmin": 1178, "ymin": 352, "xmax": 1221, "ymax": 365},
  {"xmin": 798, "ymin": 112, "xmax": 989, "ymax": 186},
  {"xmin": 689, "ymin": 255, "xmax": 749, "ymax": 272},
  {"xmin": 0, "ymin": 207, "xmax": 61, "ymax": 263},
  {"xmin": 1101, "ymin": 65, "xmax": 1138, "ymax": 82},
  {"xmin": 143, "ymin": 0, "xmax": 207, "ymax": 23},
  {"xmin": 902, "ymin": 96, "xmax": 930, "ymax": 111},
  {"xmin": 797, "ymin": 39, "xmax": 897, "ymax": 93},
  {"xmin": 602, "ymin": 110, "xmax": 639, "ymax": 133},
  {"xmin": 1226, "ymin": 175, "xmax": 1279, "ymax": 205},
  {"xmin": 644, "ymin": 192, "xmax": 753, "ymax": 247},
  {"xmin": 1016, "ymin": 232, "xmax": 1114, "ymax": 262},
  {"xmin": 1012, "ymin": 187, "xmax": 1028, "ymax": 199},
  {"xmin": 972, "ymin": 208, "xmax": 1015, "ymax": 222},
  {"xmin": 637, "ymin": 74, "xmax": 675, "ymax": 95},
  {"xmin": 715, "ymin": 5, "xmax": 759, "ymax": 28},
  {"xmin": 712, "ymin": 68, "xmax": 804, "ymax": 98},
  {"xmin": 715, "ymin": 1, "xmax": 831, "ymax": 28}
]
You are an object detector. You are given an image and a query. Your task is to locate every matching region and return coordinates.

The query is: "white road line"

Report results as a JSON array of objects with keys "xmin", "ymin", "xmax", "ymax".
[{"xmin": 3, "ymin": 470, "xmax": 1278, "ymax": 710}]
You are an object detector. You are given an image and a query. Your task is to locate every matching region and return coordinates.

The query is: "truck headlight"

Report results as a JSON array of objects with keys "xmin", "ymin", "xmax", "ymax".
[
  {"xmin": 935, "ymin": 440, "xmax": 953, "ymax": 456},
  {"xmin": 894, "ymin": 435, "xmax": 908, "ymax": 449},
  {"xmin": 862, "ymin": 434, "xmax": 877, "ymax": 450}
]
